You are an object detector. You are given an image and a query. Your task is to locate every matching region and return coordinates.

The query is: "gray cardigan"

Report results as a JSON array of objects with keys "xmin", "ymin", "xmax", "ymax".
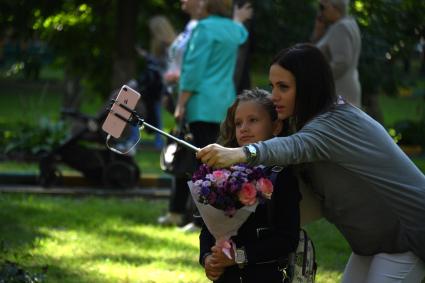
[
  {"xmin": 316, "ymin": 17, "xmax": 362, "ymax": 107},
  {"xmin": 251, "ymin": 104, "xmax": 425, "ymax": 261}
]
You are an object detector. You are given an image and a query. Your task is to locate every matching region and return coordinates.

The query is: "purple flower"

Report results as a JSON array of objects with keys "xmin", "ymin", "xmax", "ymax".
[{"xmin": 192, "ymin": 164, "xmax": 274, "ymax": 217}]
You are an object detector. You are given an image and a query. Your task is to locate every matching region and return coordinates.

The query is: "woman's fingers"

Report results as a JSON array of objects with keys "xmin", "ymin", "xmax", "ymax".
[
  {"xmin": 197, "ymin": 144, "xmax": 246, "ymax": 168},
  {"xmin": 197, "ymin": 144, "xmax": 220, "ymax": 165}
]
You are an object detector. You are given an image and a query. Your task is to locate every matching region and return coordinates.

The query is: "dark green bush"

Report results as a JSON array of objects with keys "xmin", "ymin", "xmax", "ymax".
[
  {"xmin": 0, "ymin": 118, "xmax": 68, "ymax": 160},
  {"xmin": 393, "ymin": 120, "xmax": 425, "ymax": 147},
  {"xmin": 0, "ymin": 261, "xmax": 46, "ymax": 283}
]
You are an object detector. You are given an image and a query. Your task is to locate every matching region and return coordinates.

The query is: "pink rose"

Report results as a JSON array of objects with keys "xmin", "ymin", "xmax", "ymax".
[
  {"xmin": 257, "ymin": 178, "xmax": 273, "ymax": 199},
  {"xmin": 238, "ymin": 183, "xmax": 257, "ymax": 206},
  {"xmin": 213, "ymin": 170, "xmax": 230, "ymax": 185}
]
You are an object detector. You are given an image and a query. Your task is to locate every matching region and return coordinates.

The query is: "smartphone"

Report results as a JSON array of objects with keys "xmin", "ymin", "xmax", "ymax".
[{"xmin": 102, "ymin": 85, "xmax": 141, "ymax": 138}]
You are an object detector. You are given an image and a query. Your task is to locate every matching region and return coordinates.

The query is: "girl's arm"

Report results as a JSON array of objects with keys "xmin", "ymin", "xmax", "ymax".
[
  {"xmin": 200, "ymin": 225, "xmax": 225, "ymax": 280},
  {"xmin": 199, "ymin": 225, "xmax": 215, "ymax": 266}
]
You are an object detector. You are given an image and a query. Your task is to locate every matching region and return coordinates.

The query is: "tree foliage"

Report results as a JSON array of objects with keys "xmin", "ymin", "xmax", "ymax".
[
  {"xmin": 1, "ymin": 0, "xmax": 424, "ymax": 99},
  {"xmin": 352, "ymin": 0, "xmax": 425, "ymax": 95}
]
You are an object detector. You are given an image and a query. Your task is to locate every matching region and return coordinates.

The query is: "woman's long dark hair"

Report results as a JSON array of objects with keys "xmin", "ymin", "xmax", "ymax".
[
  {"xmin": 271, "ymin": 43, "xmax": 337, "ymax": 130},
  {"xmin": 217, "ymin": 88, "xmax": 278, "ymax": 147}
]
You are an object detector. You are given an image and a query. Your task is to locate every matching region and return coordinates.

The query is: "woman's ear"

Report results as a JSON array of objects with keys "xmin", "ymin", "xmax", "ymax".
[{"xmin": 272, "ymin": 120, "xmax": 283, "ymax": 136}]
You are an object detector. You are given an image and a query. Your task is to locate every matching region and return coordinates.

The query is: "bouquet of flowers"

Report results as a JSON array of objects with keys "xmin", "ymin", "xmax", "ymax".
[{"xmin": 188, "ymin": 163, "xmax": 274, "ymax": 258}]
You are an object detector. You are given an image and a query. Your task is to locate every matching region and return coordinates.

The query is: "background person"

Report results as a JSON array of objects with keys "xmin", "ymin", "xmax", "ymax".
[
  {"xmin": 311, "ymin": 0, "xmax": 362, "ymax": 107},
  {"xmin": 175, "ymin": 0, "xmax": 249, "ymax": 232},
  {"xmin": 157, "ymin": 0, "xmax": 202, "ymax": 228},
  {"xmin": 147, "ymin": 15, "xmax": 176, "ymax": 149},
  {"xmin": 158, "ymin": 0, "xmax": 252, "ymax": 231},
  {"xmin": 197, "ymin": 43, "xmax": 425, "ymax": 282}
]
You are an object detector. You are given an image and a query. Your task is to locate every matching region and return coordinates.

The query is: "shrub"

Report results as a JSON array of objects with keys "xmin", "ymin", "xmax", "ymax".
[{"xmin": 0, "ymin": 118, "xmax": 68, "ymax": 160}]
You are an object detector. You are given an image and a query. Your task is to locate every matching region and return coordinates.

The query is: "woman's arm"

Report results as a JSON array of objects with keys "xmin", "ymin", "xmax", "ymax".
[{"xmin": 198, "ymin": 124, "xmax": 332, "ymax": 168}]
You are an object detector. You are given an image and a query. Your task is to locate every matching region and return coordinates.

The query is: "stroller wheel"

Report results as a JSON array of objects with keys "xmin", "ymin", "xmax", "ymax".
[
  {"xmin": 102, "ymin": 161, "xmax": 140, "ymax": 189},
  {"xmin": 39, "ymin": 167, "xmax": 63, "ymax": 188}
]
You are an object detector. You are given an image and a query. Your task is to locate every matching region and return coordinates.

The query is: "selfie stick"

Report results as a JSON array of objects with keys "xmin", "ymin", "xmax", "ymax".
[{"xmin": 107, "ymin": 100, "xmax": 200, "ymax": 152}]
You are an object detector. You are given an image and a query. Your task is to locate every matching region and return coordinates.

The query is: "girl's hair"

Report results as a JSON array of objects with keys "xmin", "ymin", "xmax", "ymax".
[
  {"xmin": 204, "ymin": 0, "xmax": 232, "ymax": 18},
  {"xmin": 217, "ymin": 88, "xmax": 278, "ymax": 147},
  {"xmin": 149, "ymin": 15, "xmax": 176, "ymax": 58},
  {"xmin": 271, "ymin": 43, "xmax": 337, "ymax": 130}
]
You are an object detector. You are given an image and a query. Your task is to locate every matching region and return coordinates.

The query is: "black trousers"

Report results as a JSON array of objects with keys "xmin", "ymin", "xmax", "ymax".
[{"xmin": 169, "ymin": 121, "xmax": 220, "ymax": 223}]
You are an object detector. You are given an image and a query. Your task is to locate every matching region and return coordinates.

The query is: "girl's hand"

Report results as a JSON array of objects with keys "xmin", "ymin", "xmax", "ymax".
[
  {"xmin": 204, "ymin": 254, "xmax": 225, "ymax": 281},
  {"xmin": 197, "ymin": 144, "xmax": 246, "ymax": 168},
  {"xmin": 210, "ymin": 244, "xmax": 236, "ymax": 268}
]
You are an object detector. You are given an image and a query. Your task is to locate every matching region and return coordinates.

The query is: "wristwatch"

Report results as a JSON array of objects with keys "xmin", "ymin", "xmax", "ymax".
[
  {"xmin": 243, "ymin": 144, "xmax": 257, "ymax": 163},
  {"xmin": 234, "ymin": 247, "xmax": 247, "ymax": 268}
]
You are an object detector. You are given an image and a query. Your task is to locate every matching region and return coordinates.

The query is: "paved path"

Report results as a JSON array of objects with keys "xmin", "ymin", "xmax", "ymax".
[{"xmin": 0, "ymin": 172, "xmax": 172, "ymax": 198}]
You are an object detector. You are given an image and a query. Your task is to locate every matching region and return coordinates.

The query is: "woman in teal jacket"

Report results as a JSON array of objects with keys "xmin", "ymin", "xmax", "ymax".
[
  {"xmin": 175, "ymin": 0, "xmax": 248, "ymax": 126},
  {"xmin": 173, "ymin": 0, "xmax": 248, "ymax": 230}
]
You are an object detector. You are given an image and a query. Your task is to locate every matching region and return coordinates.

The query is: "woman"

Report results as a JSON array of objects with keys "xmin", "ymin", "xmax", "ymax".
[
  {"xmin": 165, "ymin": 0, "xmax": 248, "ymax": 232},
  {"xmin": 158, "ymin": 0, "xmax": 252, "ymax": 230},
  {"xmin": 197, "ymin": 43, "xmax": 425, "ymax": 282},
  {"xmin": 148, "ymin": 15, "xmax": 177, "ymax": 72},
  {"xmin": 157, "ymin": 0, "xmax": 203, "ymax": 228}
]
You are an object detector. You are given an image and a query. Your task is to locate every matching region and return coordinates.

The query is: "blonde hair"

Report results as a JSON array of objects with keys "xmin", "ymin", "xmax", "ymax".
[
  {"xmin": 204, "ymin": 0, "xmax": 232, "ymax": 18},
  {"xmin": 148, "ymin": 15, "xmax": 176, "ymax": 58}
]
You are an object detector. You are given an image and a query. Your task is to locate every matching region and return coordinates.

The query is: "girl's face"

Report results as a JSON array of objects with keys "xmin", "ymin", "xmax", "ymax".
[
  {"xmin": 269, "ymin": 64, "xmax": 296, "ymax": 121},
  {"xmin": 235, "ymin": 101, "xmax": 282, "ymax": 146}
]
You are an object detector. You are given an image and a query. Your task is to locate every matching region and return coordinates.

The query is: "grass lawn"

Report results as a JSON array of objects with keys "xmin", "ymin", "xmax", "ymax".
[{"xmin": 0, "ymin": 194, "xmax": 349, "ymax": 283}]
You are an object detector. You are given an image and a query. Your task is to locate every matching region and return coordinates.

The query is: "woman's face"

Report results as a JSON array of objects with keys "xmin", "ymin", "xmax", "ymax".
[
  {"xmin": 269, "ymin": 64, "xmax": 296, "ymax": 121},
  {"xmin": 234, "ymin": 101, "xmax": 281, "ymax": 146}
]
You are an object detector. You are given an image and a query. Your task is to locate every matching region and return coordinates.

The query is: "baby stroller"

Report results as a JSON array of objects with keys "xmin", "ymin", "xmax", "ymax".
[{"xmin": 38, "ymin": 107, "xmax": 140, "ymax": 189}]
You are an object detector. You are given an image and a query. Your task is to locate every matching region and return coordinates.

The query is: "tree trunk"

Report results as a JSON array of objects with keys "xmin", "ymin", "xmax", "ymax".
[{"xmin": 111, "ymin": 0, "xmax": 139, "ymax": 90}]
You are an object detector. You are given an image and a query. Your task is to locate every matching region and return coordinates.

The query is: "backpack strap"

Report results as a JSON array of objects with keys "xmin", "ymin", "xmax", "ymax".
[{"xmin": 266, "ymin": 165, "xmax": 285, "ymax": 227}]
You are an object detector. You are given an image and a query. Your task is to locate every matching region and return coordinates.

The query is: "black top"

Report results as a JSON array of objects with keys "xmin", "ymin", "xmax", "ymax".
[{"xmin": 199, "ymin": 166, "xmax": 301, "ymax": 283}]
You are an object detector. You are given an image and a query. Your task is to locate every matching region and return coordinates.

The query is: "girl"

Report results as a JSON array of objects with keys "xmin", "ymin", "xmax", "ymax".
[
  {"xmin": 199, "ymin": 88, "xmax": 301, "ymax": 282},
  {"xmin": 198, "ymin": 43, "xmax": 425, "ymax": 282}
]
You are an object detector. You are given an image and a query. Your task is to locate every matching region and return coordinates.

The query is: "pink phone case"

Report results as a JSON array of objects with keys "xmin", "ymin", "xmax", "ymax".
[{"xmin": 102, "ymin": 85, "xmax": 141, "ymax": 138}]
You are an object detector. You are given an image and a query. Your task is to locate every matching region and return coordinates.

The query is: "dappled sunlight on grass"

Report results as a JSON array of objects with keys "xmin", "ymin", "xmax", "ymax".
[
  {"xmin": 316, "ymin": 271, "xmax": 344, "ymax": 283},
  {"xmin": 0, "ymin": 194, "xmax": 207, "ymax": 282},
  {"xmin": 0, "ymin": 195, "xmax": 355, "ymax": 282}
]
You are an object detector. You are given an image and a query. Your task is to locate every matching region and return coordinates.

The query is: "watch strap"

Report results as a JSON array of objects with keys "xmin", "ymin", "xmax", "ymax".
[{"xmin": 243, "ymin": 144, "xmax": 257, "ymax": 165}]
